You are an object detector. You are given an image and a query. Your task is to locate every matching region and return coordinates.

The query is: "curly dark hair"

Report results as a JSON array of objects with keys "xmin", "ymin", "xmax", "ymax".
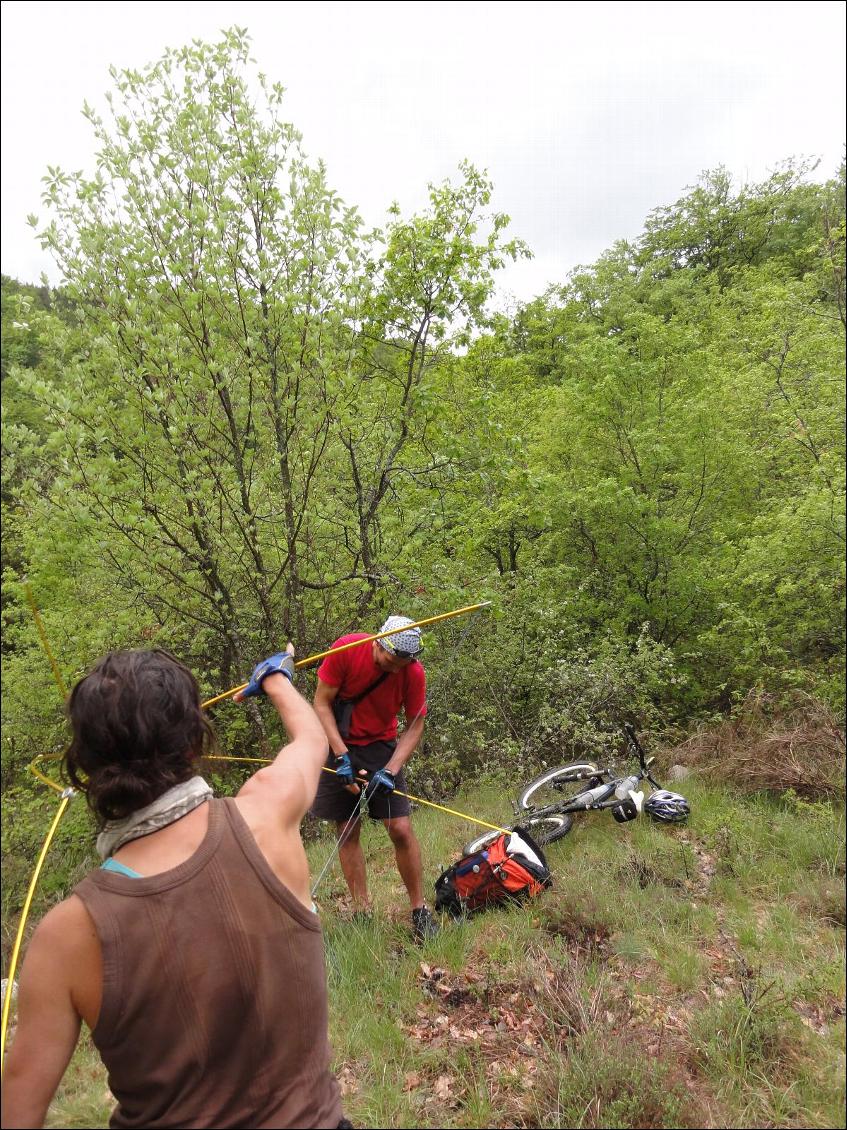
[{"xmin": 64, "ymin": 649, "xmax": 218, "ymax": 823}]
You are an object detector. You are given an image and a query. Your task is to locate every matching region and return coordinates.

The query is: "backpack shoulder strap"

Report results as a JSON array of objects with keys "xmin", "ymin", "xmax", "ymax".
[{"xmin": 348, "ymin": 671, "xmax": 389, "ymax": 705}]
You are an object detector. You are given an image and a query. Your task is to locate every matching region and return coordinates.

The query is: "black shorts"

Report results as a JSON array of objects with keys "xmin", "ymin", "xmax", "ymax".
[{"xmin": 310, "ymin": 740, "xmax": 412, "ymax": 822}]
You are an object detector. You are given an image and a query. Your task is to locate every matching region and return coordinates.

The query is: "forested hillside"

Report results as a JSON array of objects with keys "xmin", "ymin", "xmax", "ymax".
[
  {"xmin": 2, "ymin": 28, "xmax": 844, "ymax": 798},
  {"xmin": 1, "ymin": 29, "xmax": 844, "ymax": 1130}
]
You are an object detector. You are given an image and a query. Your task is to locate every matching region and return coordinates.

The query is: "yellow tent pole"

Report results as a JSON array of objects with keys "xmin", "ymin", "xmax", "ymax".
[
  {"xmin": 203, "ymin": 755, "xmax": 509, "ymax": 835},
  {"xmin": 1, "ymin": 791, "xmax": 74, "ymax": 1074},
  {"xmin": 3, "ymin": 587, "xmax": 75, "ymax": 1072},
  {"xmin": 24, "ymin": 583, "xmax": 68, "ymax": 699},
  {"xmin": 385, "ymin": 789, "xmax": 508, "ymax": 835},
  {"xmin": 201, "ymin": 600, "xmax": 492, "ymax": 709},
  {"xmin": 28, "ymin": 755, "xmax": 66, "ymax": 794}
]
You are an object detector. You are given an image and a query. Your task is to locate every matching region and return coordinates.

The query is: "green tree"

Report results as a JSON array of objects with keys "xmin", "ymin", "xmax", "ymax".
[
  {"xmin": 444, "ymin": 161, "xmax": 845, "ymax": 715},
  {"xmin": 6, "ymin": 30, "xmax": 526, "ymax": 730}
]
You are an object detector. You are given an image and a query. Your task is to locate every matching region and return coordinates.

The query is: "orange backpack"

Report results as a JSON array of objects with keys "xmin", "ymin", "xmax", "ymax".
[{"xmin": 434, "ymin": 828, "xmax": 552, "ymax": 916}]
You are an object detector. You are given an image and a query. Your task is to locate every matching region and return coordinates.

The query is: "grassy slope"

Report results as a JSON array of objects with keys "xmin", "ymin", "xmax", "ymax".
[{"xmin": 41, "ymin": 778, "xmax": 846, "ymax": 1129}]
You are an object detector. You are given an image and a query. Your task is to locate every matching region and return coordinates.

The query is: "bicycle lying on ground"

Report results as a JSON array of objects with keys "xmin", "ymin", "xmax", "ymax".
[{"xmin": 465, "ymin": 723, "xmax": 690, "ymax": 852}]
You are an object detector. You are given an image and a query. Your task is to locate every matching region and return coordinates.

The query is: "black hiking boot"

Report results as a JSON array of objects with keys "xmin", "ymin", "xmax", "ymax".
[{"xmin": 411, "ymin": 905, "xmax": 439, "ymax": 942}]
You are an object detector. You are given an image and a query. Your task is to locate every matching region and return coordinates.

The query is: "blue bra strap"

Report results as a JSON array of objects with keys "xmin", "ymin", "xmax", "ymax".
[{"xmin": 101, "ymin": 858, "xmax": 143, "ymax": 879}]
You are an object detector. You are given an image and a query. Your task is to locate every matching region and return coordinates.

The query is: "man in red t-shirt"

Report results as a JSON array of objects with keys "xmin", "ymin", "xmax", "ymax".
[{"xmin": 310, "ymin": 615, "xmax": 438, "ymax": 940}]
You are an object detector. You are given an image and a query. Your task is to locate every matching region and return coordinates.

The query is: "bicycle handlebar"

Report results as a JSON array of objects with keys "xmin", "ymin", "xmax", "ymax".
[{"xmin": 623, "ymin": 723, "xmax": 661, "ymax": 789}]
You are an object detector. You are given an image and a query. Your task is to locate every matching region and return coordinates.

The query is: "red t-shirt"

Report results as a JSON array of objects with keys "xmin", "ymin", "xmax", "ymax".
[{"xmin": 317, "ymin": 633, "xmax": 427, "ymax": 745}]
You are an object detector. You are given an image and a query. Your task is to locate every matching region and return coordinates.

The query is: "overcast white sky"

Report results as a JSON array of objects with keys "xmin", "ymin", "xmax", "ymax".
[{"xmin": 1, "ymin": 0, "xmax": 844, "ymax": 305}]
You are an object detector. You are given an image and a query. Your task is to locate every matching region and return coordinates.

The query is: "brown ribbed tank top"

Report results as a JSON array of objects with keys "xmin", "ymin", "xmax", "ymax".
[{"xmin": 73, "ymin": 798, "xmax": 343, "ymax": 1130}]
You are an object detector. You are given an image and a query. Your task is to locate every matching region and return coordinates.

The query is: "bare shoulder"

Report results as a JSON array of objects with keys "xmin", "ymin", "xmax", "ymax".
[
  {"xmin": 33, "ymin": 895, "xmax": 94, "ymax": 941},
  {"xmin": 18, "ymin": 897, "xmax": 97, "ymax": 1001},
  {"xmin": 20, "ymin": 895, "xmax": 102, "ymax": 1031},
  {"xmin": 27, "ymin": 896, "xmax": 98, "ymax": 966},
  {"xmin": 237, "ymin": 764, "xmax": 297, "ymax": 808}
]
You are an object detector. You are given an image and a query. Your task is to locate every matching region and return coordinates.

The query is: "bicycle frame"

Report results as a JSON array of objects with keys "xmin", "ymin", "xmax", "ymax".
[
  {"xmin": 463, "ymin": 724, "xmax": 681, "ymax": 854},
  {"xmin": 518, "ymin": 724, "xmax": 662, "ymax": 821}
]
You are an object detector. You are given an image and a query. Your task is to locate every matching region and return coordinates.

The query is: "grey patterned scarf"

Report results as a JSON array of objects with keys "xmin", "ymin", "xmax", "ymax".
[{"xmin": 96, "ymin": 776, "xmax": 213, "ymax": 860}]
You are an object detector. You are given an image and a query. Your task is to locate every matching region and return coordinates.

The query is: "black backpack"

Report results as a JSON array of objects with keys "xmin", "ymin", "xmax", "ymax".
[{"xmin": 329, "ymin": 672, "xmax": 389, "ymax": 739}]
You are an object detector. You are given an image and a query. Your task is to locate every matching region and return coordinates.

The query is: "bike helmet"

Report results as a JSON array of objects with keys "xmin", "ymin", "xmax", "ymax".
[
  {"xmin": 644, "ymin": 789, "xmax": 690, "ymax": 823},
  {"xmin": 612, "ymin": 797, "xmax": 640, "ymax": 823}
]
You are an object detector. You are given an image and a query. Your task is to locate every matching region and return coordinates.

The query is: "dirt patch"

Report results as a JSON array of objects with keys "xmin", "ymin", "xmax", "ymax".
[
  {"xmin": 538, "ymin": 898, "xmax": 614, "ymax": 956},
  {"xmin": 418, "ymin": 964, "xmax": 476, "ymax": 1007},
  {"xmin": 410, "ymin": 962, "xmax": 545, "ymax": 1050},
  {"xmin": 615, "ymin": 851, "xmax": 687, "ymax": 891},
  {"xmin": 793, "ymin": 994, "xmax": 846, "ymax": 1035},
  {"xmin": 675, "ymin": 833, "xmax": 718, "ymax": 897},
  {"xmin": 409, "ymin": 952, "xmax": 725, "ymax": 1127}
]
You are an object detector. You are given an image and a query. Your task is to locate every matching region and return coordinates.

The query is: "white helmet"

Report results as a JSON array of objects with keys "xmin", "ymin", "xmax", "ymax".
[{"xmin": 645, "ymin": 789, "xmax": 690, "ymax": 823}]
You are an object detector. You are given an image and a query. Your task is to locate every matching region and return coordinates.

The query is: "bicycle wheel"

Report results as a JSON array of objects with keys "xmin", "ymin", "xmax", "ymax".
[
  {"xmin": 518, "ymin": 763, "xmax": 600, "ymax": 811},
  {"xmin": 522, "ymin": 812, "xmax": 574, "ymax": 845},
  {"xmin": 463, "ymin": 814, "xmax": 573, "ymax": 854},
  {"xmin": 463, "ymin": 828, "xmax": 503, "ymax": 854}
]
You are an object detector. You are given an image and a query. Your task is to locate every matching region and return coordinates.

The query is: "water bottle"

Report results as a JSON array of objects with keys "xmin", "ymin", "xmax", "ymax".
[
  {"xmin": 572, "ymin": 781, "xmax": 615, "ymax": 808},
  {"xmin": 614, "ymin": 775, "xmax": 640, "ymax": 801}
]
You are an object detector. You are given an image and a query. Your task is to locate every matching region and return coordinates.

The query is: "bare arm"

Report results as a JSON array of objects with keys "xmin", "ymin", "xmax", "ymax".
[
  {"xmin": 1, "ymin": 904, "xmax": 87, "ymax": 1128},
  {"xmin": 313, "ymin": 678, "xmax": 347, "ymax": 756},
  {"xmin": 235, "ymin": 655, "xmax": 329, "ymax": 826},
  {"xmin": 312, "ymin": 679, "xmax": 365, "ymax": 795},
  {"xmin": 232, "ymin": 649, "xmax": 329, "ymax": 909},
  {"xmin": 385, "ymin": 713, "xmax": 425, "ymax": 776}
]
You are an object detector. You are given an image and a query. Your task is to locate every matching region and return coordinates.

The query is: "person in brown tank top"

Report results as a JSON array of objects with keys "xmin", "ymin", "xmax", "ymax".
[{"xmin": 1, "ymin": 647, "xmax": 351, "ymax": 1130}]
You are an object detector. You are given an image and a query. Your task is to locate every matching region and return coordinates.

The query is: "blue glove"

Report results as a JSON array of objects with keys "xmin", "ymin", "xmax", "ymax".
[
  {"xmin": 241, "ymin": 652, "xmax": 295, "ymax": 698},
  {"xmin": 365, "ymin": 768, "xmax": 396, "ymax": 800},
  {"xmin": 333, "ymin": 752, "xmax": 354, "ymax": 786}
]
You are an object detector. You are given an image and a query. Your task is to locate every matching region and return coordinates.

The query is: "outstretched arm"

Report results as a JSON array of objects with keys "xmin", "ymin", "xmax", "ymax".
[{"xmin": 235, "ymin": 646, "xmax": 329, "ymax": 825}]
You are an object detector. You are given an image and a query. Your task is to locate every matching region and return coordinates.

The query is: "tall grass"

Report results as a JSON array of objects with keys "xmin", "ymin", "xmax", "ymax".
[{"xmin": 19, "ymin": 777, "xmax": 845, "ymax": 1129}]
